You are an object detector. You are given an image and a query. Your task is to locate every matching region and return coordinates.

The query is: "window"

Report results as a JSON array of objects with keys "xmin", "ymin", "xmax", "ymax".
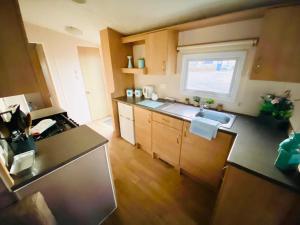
[{"xmin": 181, "ymin": 51, "xmax": 247, "ymax": 102}]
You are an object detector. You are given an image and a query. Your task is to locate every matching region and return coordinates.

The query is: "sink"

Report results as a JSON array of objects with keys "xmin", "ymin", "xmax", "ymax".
[
  {"xmin": 159, "ymin": 103, "xmax": 236, "ymax": 129},
  {"xmin": 195, "ymin": 109, "xmax": 235, "ymax": 128},
  {"xmin": 159, "ymin": 103, "xmax": 200, "ymax": 118}
]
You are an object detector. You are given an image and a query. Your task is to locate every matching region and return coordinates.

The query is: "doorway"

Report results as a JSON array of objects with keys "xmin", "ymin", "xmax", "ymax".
[{"xmin": 78, "ymin": 47, "xmax": 110, "ymax": 121}]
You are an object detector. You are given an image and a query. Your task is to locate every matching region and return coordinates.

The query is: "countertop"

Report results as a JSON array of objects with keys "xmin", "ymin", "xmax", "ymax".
[
  {"xmin": 11, "ymin": 125, "xmax": 108, "ymax": 191},
  {"xmin": 114, "ymin": 96, "xmax": 300, "ymax": 193}
]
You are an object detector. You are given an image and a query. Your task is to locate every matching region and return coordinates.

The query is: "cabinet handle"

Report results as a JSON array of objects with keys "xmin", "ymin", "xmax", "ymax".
[
  {"xmin": 184, "ymin": 125, "xmax": 187, "ymax": 137},
  {"xmin": 148, "ymin": 116, "xmax": 151, "ymax": 124},
  {"xmin": 176, "ymin": 135, "xmax": 180, "ymax": 144},
  {"xmin": 254, "ymin": 57, "xmax": 262, "ymax": 74},
  {"xmin": 162, "ymin": 61, "xmax": 166, "ymax": 72}
]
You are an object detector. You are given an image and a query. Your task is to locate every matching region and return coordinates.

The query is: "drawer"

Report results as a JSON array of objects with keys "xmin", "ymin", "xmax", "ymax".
[
  {"xmin": 152, "ymin": 112, "xmax": 183, "ymax": 130},
  {"xmin": 117, "ymin": 102, "xmax": 133, "ymax": 120}
]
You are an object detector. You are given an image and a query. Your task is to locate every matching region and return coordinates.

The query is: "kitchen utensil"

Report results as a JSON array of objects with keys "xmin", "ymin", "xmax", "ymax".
[
  {"xmin": 142, "ymin": 86, "xmax": 154, "ymax": 99},
  {"xmin": 135, "ymin": 89, "xmax": 143, "ymax": 98},
  {"xmin": 137, "ymin": 58, "xmax": 145, "ymax": 68},
  {"xmin": 126, "ymin": 89, "xmax": 134, "ymax": 97},
  {"xmin": 151, "ymin": 92, "xmax": 158, "ymax": 101}
]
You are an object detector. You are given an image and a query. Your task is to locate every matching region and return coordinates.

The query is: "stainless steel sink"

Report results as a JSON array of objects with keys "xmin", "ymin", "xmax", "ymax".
[
  {"xmin": 195, "ymin": 109, "xmax": 236, "ymax": 128},
  {"xmin": 159, "ymin": 103, "xmax": 236, "ymax": 129}
]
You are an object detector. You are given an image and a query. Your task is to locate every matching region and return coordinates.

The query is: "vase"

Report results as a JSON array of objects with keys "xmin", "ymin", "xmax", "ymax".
[
  {"xmin": 127, "ymin": 56, "xmax": 133, "ymax": 68},
  {"xmin": 258, "ymin": 113, "xmax": 289, "ymax": 130}
]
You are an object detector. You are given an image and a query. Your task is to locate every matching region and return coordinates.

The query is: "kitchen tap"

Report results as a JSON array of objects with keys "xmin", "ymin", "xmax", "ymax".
[{"xmin": 199, "ymin": 98, "xmax": 205, "ymax": 112}]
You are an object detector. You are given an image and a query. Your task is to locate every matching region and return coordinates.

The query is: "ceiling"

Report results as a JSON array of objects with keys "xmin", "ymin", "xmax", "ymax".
[{"xmin": 18, "ymin": 0, "xmax": 287, "ymax": 44}]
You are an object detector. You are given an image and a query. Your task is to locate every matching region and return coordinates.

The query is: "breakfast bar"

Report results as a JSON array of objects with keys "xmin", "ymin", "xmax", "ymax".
[{"xmin": 11, "ymin": 125, "xmax": 116, "ymax": 225}]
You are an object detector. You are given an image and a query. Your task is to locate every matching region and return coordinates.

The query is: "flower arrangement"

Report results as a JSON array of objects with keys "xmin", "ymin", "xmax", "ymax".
[{"xmin": 260, "ymin": 90, "xmax": 294, "ymax": 120}]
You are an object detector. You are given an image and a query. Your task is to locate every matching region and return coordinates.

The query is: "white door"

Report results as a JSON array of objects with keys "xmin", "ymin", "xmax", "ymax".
[{"xmin": 78, "ymin": 47, "xmax": 109, "ymax": 121}]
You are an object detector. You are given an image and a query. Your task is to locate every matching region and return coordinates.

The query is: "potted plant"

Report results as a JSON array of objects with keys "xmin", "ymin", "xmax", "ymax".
[
  {"xmin": 193, "ymin": 96, "xmax": 200, "ymax": 107},
  {"xmin": 259, "ymin": 90, "xmax": 294, "ymax": 130},
  {"xmin": 205, "ymin": 98, "xmax": 215, "ymax": 108}
]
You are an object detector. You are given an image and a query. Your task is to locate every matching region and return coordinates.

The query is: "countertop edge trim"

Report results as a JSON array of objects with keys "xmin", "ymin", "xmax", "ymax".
[{"xmin": 11, "ymin": 140, "xmax": 108, "ymax": 191}]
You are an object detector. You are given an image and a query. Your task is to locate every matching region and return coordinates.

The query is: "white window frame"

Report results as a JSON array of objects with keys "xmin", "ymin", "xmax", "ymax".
[{"xmin": 180, "ymin": 50, "xmax": 247, "ymax": 102}]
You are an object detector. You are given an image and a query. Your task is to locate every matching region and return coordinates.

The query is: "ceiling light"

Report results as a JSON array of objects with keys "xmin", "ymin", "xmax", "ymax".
[
  {"xmin": 71, "ymin": 0, "xmax": 87, "ymax": 4},
  {"xmin": 65, "ymin": 26, "xmax": 83, "ymax": 36}
]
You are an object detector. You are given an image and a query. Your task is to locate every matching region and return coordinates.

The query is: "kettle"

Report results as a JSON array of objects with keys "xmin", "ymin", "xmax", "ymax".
[{"xmin": 142, "ymin": 86, "xmax": 154, "ymax": 99}]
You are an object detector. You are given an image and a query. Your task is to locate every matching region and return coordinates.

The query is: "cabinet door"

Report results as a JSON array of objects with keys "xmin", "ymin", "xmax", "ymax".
[
  {"xmin": 134, "ymin": 106, "xmax": 152, "ymax": 154},
  {"xmin": 0, "ymin": 0, "xmax": 39, "ymax": 97},
  {"xmin": 180, "ymin": 122, "xmax": 233, "ymax": 188},
  {"xmin": 250, "ymin": 6, "xmax": 300, "ymax": 82},
  {"xmin": 211, "ymin": 166, "xmax": 298, "ymax": 225},
  {"xmin": 145, "ymin": 30, "xmax": 177, "ymax": 75},
  {"xmin": 119, "ymin": 115, "xmax": 135, "ymax": 145},
  {"xmin": 152, "ymin": 121, "xmax": 182, "ymax": 166},
  {"xmin": 146, "ymin": 31, "xmax": 168, "ymax": 75}
]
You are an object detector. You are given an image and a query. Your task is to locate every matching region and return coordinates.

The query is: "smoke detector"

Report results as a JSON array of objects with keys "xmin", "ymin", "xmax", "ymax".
[
  {"xmin": 65, "ymin": 26, "xmax": 83, "ymax": 36},
  {"xmin": 71, "ymin": 0, "xmax": 87, "ymax": 4}
]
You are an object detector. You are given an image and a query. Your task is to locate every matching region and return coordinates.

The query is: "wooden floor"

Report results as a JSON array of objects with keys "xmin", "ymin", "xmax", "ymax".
[{"xmin": 101, "ymin": 136, "xmax": 217, "ymax": 225}]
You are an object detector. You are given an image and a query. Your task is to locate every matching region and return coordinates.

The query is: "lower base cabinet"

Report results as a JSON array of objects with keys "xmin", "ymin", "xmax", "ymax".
[
  {"xmin": 211, "ymin": 165, "xmax": 300, "ymax": 225},
  {"xmin": 134, "ymin": 106, "xmax": 152, "ymax": 154},
  {"xmin": 152, "ymin": 121, "xmax": 182, "ymax": 167},
  {"xmin": 180, "ymin": 122, "xmax": 233, "ymax": 189}
]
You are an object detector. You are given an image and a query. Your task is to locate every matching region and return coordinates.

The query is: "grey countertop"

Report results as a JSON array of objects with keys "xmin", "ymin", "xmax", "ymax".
[
  {"xmin": 114, "ymin": 96, "xmax": 300, "ymax": 193},
  {"xmin": 11, "ymin": 125, "xmax": 108, "ymax": 191}
]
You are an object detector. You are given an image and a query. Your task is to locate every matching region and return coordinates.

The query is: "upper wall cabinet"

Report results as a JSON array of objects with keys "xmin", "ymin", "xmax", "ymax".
[
  {"xmin": 145, "ymin": 30, "xmax": 178, "ymax": 75},
  {"xmin": 0, "ymin": 0, "xmax": 39, "ymax": 97},
  {"xmin": 121, "ymin": 30, "xmax": 178, "ymax": 75},
  {"xmin": 250, "ymin": 6, "xmax": 300, "ymax": 83}
]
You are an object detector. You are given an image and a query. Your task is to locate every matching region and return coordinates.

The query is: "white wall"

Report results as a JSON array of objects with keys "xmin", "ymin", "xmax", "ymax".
[
  {"xmin": 133, "ymin": 19, "xmax": 300, "ymax": 130},
  {"xmin": 24, "ymin": 23, "xmax": 97, "ymax": 124}
]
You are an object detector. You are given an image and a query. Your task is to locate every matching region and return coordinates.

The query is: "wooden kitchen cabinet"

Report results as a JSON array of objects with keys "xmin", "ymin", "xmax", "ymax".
[
  {"xmin": 0, "ymin": 0, "xmax": 39, "ymax": 97},
  {"xmin": 152, "ymin": 113, "xmax": 183, "ymax": 167},
  {"xmin": 180, "ymin": 122, "xmax": 234, "ymax": 189},
  {"xmin": 134, "ymin": 106, "xmax": 152, "ymax": 155},
  {"xmin": 145, "ymin": 30, "xmax": 178, "ymax": 75},
  {"xmin": 250, "ymin": 6, "xmax": 300, "ymax": 82},
  {"xmin": 211, "ymin": 165, "xmax": 300, "ymax": 225}
]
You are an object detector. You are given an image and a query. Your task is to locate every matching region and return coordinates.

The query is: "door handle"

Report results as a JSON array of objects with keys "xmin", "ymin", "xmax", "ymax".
[{"xmin": 176, "ymin": 135, "xmax": 180, "ymax": 144}]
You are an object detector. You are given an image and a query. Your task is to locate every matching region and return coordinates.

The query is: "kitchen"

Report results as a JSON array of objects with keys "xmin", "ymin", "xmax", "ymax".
[{"xmin": 1, "ymin": 0, "xmax": 300, "ymax": 225}]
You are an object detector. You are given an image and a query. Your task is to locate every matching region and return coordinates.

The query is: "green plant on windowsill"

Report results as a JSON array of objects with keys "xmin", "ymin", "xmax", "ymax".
[
  {"xmin": 193, "ymin": 96, "xmax": 201, "ymax": 106},
  {"xmin": 259, "ymin": 90, "xmax": 294, "ymax": 129},
  {"xmin": 205, "ymin": 98, "xmax": 215, "ymax": 108}
]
